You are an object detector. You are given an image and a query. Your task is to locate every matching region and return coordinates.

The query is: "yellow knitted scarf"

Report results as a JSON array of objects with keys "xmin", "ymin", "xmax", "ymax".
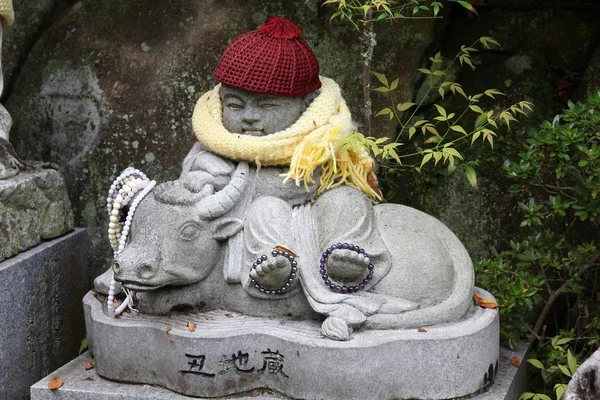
[
  {"xmin": 0, "ymin": 0, "xmax": 13, "ymax": 26},
  {"xmin": 192, "ymin": 77, "xmax": 381, "ymax": 201}
]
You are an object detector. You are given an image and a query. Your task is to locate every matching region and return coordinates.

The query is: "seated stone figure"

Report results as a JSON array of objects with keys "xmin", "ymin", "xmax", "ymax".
[
  {"xmin": 89, "ymin": 17, "xmax": 498, "ymax": 399},
  {"xmin": 105, "ymin": 17, "xmax": 475, "ymax": 340}
]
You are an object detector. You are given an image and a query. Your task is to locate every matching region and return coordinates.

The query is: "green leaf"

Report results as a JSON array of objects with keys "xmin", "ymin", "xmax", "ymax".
[
  {"xmin": 372, "ymin": 71, "xmax": 389, "ymax": 87},
  {"xmin": 519, "ymin": 392, "xmax": 535, "ymax": 400},
  {"xmin": 470, "ymin": 105, "xmax": 484, "ymax": 114},
  {"xmin": 373, "ymin": 86, "xmax": 391, "ymax": 93},
  {"xmin": 417, "ymin": 68, "xmax": 432, "ymax": 75},
  {"xmin": 471, "ymin": 131, "xmax": 481, "ymax": 144},
  {"xmin": 397, "ymin": 102, "xmax": 416, "ymax": 111},
  {"xmin": 567, "ymin": 350, "xmax": 578, "ymax": 375},
  {"xmin": 390, "ymin": 78, "xmax": 400, "ymax": 90},
  {"xmin": 79, "ymin": 336, "xmax": 88, "ymax": 355},
  {"xmin": 555, "ymin": 384, "xmax": 567, "ymax": 400},
  {"xmin": 537, "ymin": 395, "xmax": 551, "ymax": 400},
  {"xmin": 438, "ymin": 87, "xmax": 445, "ymax": 99},
  {"xmin": 375, "ymin": 108, "xmax": 392, "ymax": 117},
  {"xmin": 558, "ymin": 364, "xmax": 572, "ymax": 377},
  {"xmin": 408, "ymin": 126, "xmax": 417, "ymax": 139},
  {"xmin": 455, "ymin": 0, "xmax": 478, "ymax": 15},
  {"xmin": 450, "ymin": 125, "xmax": 467, "ymax": 135},
  {"xmin": 420, "ymin": 152, "xmax": 433, "ymax": 168},
  {"xmin": 527, "ymin": 359, "xmax": 544, "ymax": 369},
  {"xmin": 433, "ymin": 104, "xmax": 447, "ymax": 118},
  {"xmin": 464, "ymin": 164, "xmax": 477, "ymax": 189}
]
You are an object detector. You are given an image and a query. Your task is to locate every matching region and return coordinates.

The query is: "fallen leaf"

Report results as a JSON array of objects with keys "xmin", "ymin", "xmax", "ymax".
[
  {"xmin": 83, "ymin": 377, "xmax": 95, "ymax": 381},
  {"xmin": 417, "ymin": 328, "xmax": 427, "ymax": 332},
  {"xmin": 511, "ymin": 356, "xmax": 521, "ymax": 367},
  {"xmin": 274, "ymin": 245, "xmax": 297, "ymax": 258},
  {"xmin": 85, "ymin": 362, "xmax": 95, "ymax": 370},
  {"xmin": 165, "ymin": 325, "xmax": 173, "ymax": 342},
  {"xmin": 187, "ymin": 322, "xmax": 196, "ymax": 332},
  {"xmin": 499, "ymin": 356, "xmax": 507, "ymax": 361},
  {"xmin": 225, "ymin": 313, "xmax": 233, "ymax": 318},
  {"xmin": 48, "ymin": 377, "xmax": 64, "ymax": 390},
  {"xmin": 473, "ymin": 292, "xmax": 499, "ymax": 309}
]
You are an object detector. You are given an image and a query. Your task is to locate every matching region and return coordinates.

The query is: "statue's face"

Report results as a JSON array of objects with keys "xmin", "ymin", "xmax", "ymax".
[{"xmin": 220, "ymin": 85, "xmax": 306, "ymax": 136}]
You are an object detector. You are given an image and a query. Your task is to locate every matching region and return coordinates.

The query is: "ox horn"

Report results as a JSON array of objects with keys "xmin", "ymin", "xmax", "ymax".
[{"xmin": 196, "ymin": 161, "xmax": 249, "ymax": 219}]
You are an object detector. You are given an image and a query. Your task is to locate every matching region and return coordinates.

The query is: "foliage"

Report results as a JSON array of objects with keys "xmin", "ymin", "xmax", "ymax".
[
  {"xmin": 337, "ymin": 37, "xmax": 532, "ymax": 189},
  {"xmin": 475, "ymin": 93, "xmax": 600, "ymax": 398},
  {"xmin": 521, "ymin": 335, "xmax": 583, "ymax": 400}
]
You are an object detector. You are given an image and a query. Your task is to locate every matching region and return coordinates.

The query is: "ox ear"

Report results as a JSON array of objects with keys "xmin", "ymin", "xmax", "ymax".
[{"xmin": 211, "ymin": 217, "xmax": 243, "ymax": 241}]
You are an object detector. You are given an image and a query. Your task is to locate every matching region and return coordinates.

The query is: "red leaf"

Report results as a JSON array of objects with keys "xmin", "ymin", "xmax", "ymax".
[
  {"xmin": 187, "ymin": 322, "xmax": 196, "ymax": 332},
  {"xmin": 511, "ymin": 357, "xmax": 521, "ymax": 367},
  {"xmin": 417, "ymin": 328, "xmax": 428, "ymax": 332},
  {"xmin": 83, "ymin": 377, "xmax": 95, "ymax": 381},
  {"xmin": 225, "ymin": 313, "xmax": 234, "ymax": 319},
  {"xmin": 165, "ymin": 325, "xmax": 173, "ymax": 342},
  {"xmin": 85, "ymin": 362, "xmax": 95, "ymax": 370},
  {"xmin": 473, "ymin": 292, "xmax": 498, "ymax": 309}
]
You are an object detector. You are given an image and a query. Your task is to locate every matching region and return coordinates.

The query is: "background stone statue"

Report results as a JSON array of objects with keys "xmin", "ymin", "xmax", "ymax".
[{"xmin": 0, "ymin": 0, "xmax": 23, "ymax": 179}]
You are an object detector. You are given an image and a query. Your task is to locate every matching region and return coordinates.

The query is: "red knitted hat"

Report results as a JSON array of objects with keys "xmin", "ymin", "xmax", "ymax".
[{"xmin": 214, "ymin": 16, "xmax": 321, "ymax": 97}]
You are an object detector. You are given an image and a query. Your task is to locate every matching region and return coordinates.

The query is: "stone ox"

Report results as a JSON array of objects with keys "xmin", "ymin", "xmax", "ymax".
[{"xmin": 113, "ymin": 161, "xmax": 476, "ymax": 336}]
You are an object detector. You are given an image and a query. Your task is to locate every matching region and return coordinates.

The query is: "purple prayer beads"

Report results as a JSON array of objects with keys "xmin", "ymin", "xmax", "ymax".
[{"xmin": 320, "ymin": 243, "xmax": 374, "ymax": 293}]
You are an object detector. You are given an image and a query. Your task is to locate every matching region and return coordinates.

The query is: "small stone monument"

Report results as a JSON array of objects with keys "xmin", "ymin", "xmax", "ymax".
[{"xmin": 84, "ymin": 17, "xmax": 499, "ymax": 400}]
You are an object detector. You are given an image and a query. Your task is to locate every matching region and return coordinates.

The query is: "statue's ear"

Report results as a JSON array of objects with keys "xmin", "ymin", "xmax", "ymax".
[{"xmin": 211, "ymin": 217, "xmax": 243, "ymax": 241}]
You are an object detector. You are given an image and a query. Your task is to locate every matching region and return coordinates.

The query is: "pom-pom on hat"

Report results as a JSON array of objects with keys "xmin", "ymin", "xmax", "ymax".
[{"xmin": 214, "ymin": 16, "xmax": 321, "ymax": 97}]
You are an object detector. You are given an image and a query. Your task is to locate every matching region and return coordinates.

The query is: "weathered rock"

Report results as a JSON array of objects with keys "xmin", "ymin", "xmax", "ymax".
[
  {"xmin": 2, "ymin": 0, "xmax": 67, "ymax": 93},
  {"xmin": 0, "ymin": 168, "xmax": 73, "ymax": 261},
  {"xmin": 0, "ymin": 229, "xmax": 88, "ymax": 400},
  {"xmin": 564, "ymin": 348, "xmax": 600, "ymax": 400},
  {"xmin": 6, "ymin": 0, "xmax": 438, "ymax": 282}
]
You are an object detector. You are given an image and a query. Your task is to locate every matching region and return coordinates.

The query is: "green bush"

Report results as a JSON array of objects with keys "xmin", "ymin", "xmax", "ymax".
[{"xmin": 475, "ymin": 92, "xmax": 600, "ymax": 398}]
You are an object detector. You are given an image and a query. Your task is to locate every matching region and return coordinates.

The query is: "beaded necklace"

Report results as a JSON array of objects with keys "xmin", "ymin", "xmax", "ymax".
[{"xmin": 105, "ymin": 167, "xmax": 156, "ymax": 316}]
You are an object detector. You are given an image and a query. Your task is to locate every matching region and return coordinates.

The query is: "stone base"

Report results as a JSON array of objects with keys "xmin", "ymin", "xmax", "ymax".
[
  {"xmin": 80, "ymin": 289, "xmax": 500, "ymax": 400},
  {"xmin": 0, "ymin": 168, "xmax": 74, "ymax": 261},
  {"xmin": 30, "ymin": 344, "xmax": 528, "ymax": 400},
  {"xmin": 0, "ymin": 229, "xmax": 89, "ymax": 400}
]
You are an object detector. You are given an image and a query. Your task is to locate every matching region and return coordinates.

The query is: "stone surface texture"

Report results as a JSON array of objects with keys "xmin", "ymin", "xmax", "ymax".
[
  {"xmin": 31, "ymin": 344, "xmax": 529, "ymax": 400},
  {"xmin": 83, "ymin": 290, "xmax": 499, "ymax": 400},
  {"xmin": 0, "ymin": 168, "xmax": 74, "ymax": 261},
  {"xmin": 0, "ymin": 229, "xmax": 89, "ymax": 400}
]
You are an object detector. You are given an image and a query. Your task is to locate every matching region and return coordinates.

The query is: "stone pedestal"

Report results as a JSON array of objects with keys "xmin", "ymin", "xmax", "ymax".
[
  {"xmin": 0, "ymin": 169, "xmax": 74, "ymax": 261},
  {"xmin": 77, "ymin": 289, "xmax": 500, "ymax": 400},
  {"xmin": 30, "ymin": 344, "xmax": 529, "ymax": 400},
  {"xmin": 0, "ymin": 229, "xmax": 89, "ymax": 400}
]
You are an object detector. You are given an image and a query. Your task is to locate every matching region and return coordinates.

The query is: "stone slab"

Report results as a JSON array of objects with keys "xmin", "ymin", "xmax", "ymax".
[
  {"xmin": 80, "ymin": 289, "xmax": 499, "ymax": 400},
  {"xmin": 0, "ymin": 168, "xmax": 74, "ymax": 261},
  {"xmin": 0, "ymin": 229, "xmax": 89, "ymax": 400},
  {"xmin": 30, "ymin": 343, "xmax": 529, "ymax": 400}
]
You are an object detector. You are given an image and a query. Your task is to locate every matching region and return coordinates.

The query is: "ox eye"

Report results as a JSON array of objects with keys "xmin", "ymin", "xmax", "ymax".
[{"xmin": 178, "ymin": 221, "xmax": 201, "ymax": 241}]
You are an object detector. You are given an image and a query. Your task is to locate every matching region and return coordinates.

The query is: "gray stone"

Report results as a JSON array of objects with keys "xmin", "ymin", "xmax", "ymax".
[
  {"xmin": 82, "ymin": 290, "xmax": 499, "ymax": 399},
  {"xmin": 565, "ymin": 348, "xmax": 600, "ymax": 400},
  {"xmin": 30, "ymin": 344, "xmax": 529, "ymax": 400},
  {"xmin": 0, "ymin": 168, "xmax": 74, "ymax": 261},
  {"xmin": 0, "ymin": 229, "xmax": 89, "ymax": 400}
]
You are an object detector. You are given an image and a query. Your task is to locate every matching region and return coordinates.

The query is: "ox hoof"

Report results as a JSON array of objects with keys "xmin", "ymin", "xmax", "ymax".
[
  {"xmin": 322, "ymin": 317, "xmax": 352, "ymax": 341},
  {"xmin": 326, "ymin": 249, "xmax": 370, "ymax": 283},
  {"xmin": 249, "ymin": 255, "xmax": 295, "ymax": 291}
]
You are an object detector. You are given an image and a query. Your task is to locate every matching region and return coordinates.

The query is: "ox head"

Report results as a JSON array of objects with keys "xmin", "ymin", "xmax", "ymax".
[{"xmin": 113, "ymin": 162, "xmax": 249, "ymax": 291}]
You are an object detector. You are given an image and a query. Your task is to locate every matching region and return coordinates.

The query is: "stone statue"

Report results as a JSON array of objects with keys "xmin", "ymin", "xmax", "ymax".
[
  {"xmin": 0, "ymin": 0, "xmax": 23, "ymax": 180},
  {"xmin": 87, "ymin": 17, "xmax": 499, "ymax": 399},
  {"xmin": 565, "ymin": 349, "xmax": 600, "ymax": 400}
]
